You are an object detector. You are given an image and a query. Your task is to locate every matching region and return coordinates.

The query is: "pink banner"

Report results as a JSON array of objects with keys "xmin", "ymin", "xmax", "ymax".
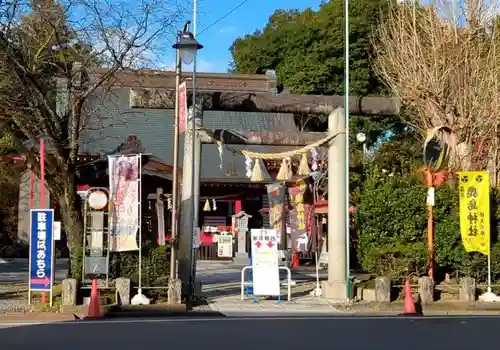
[{"xmin": 108, "ymin": 155, "xmax": 140, "ymax": 251}]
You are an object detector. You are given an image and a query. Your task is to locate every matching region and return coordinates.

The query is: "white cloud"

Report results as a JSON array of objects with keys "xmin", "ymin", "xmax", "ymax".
[
  {"xmin": 218, "ymin": 26, "xmax": 236, "ymax": 35},
  {"xmin": 195, "ymin": 59, "xmax": 214, "ymax": 72}
]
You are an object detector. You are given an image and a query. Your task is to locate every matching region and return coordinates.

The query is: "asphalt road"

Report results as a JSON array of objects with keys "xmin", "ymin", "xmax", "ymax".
[
  {"xmin": 0, "ymin": 259, "xmax": 243, "ymax": 285},
  {"xmin": 0, "ymin": 259, "xmax": 323, "ymax": 286},
  {"xmin": 0, "ymin": 259, "xmax": 69, "ymax": 284},
  {"xmin": 0, "ymin": 315, "xmax": 497, "ymax": 350}
]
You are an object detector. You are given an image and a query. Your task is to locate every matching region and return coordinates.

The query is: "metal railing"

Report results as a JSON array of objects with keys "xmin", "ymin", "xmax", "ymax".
[{"xmin": 240, "ymin": 266, "xmax": 292, "ymax": 302}]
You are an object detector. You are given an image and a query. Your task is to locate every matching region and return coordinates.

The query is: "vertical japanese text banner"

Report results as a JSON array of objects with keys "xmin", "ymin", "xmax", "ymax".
[
  {"xmin": 288, "ymin": 179, "xmax": 311, "ymax": 253},
  {"xmin": 266, "ymin": 183, "xmax": 286, "ymax": 246},
  {"xmin": 29, "ymin": 209, "xmax": 54, "ymax": 292},
  {"xmin": 458, "ymin": 171, "xmax": 490, "ymax": 256},
  {"xmin": 109, "ymin": 155, "xmax": 140, "ymax": 251}
]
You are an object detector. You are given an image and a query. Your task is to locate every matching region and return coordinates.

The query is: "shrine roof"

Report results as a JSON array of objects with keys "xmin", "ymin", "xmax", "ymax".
[{"xmin": 88, "ymin": 68, "xmax": 273, "ymax": 93}]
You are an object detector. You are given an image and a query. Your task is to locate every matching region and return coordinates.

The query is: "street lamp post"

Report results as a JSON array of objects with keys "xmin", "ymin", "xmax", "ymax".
[
  {"xmin": 168, "ymin": 21, "xmax": 203, "ymax": 304},
  {"xmin": 356, "ymin": 133, "xmax": 367, "ymax": 163}
]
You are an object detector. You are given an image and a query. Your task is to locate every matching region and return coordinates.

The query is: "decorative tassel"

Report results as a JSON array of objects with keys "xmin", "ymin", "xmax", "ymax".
[
  {"xmin": 311, "ymin": 148, "xmax": 319, "ymax": 171},
  {"xmin": 212, "ymin": 198, "xmax": 217, "ymax": 211},
  {"xmin": 297, "ymin": 153, "xmax": 310, "ymax": 176},
  {"xmin": 276, "ymin": 158, "xmax": 292, "ymax": 181},
  {"xmin": 166, "ymin": 196, "xmax": 172, "ymax": 210},
  {"xmin": 250, "ymin": 159, "xmax": 264, "ymax": 182},
  {"xmin": 245, "ymin": 156, "xmax": 253, "ymax": 178},
  {"xmin": 203, "ymin": 199, "xmax": 211, "ymax": 212}
]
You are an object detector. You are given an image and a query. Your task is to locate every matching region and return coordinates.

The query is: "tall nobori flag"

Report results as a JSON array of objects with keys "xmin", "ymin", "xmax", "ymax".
[
  {"xmin": 266, "ymin": 183, "xmax": 287, "ymax": 246},
  {"xmin": 458, "ymin": 171, "xmax": 490, "ymax": 256},
  {"xmin": 109, "ymin": 155, "xmax": 140, "ymax": 251}
]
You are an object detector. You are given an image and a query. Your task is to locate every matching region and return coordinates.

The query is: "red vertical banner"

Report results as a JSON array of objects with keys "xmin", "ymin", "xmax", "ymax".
[
  {"xmin": 178, "ymin": 82, "xmax": 187, "ymax": 134},
  {"xmin": 40, "ymin": 139, "xmax": 45, "ymax": 209}
]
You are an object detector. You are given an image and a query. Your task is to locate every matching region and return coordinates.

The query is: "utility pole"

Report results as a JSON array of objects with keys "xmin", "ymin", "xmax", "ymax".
[
  {"xmin": 191, "ymin": 0, "xmax": 202, "ymax": 302},
  {"xmin": 169, "ymin": 21, "xmax": 203, "ymax": 304},
  {"xmin": 343, "ymin": 0, "xmax": 351, "ymax": 300},
  {"xmin": 167, "ymin": 33, "xmax": 183, "ymax": 305}
]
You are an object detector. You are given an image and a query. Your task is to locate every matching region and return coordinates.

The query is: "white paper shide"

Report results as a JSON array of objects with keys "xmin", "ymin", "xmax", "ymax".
[{"xmin": 250, "ymin": 228, "xmax": 280, "ymax": 296}]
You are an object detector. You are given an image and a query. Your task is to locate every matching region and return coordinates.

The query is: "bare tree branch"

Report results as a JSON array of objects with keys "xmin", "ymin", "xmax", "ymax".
[
  {"xmin": 0, "ymin": 0, "xmax": 189, "ymax": 271},
  {"xmin": 373, "ymin": 1, "xmax": 500, "ymax": 177}
]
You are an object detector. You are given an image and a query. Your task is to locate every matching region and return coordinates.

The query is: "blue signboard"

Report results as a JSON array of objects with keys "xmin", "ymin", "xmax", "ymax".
[{"xmin": 29, "ymin": 209, "xmax": 54, "ymax": 292}]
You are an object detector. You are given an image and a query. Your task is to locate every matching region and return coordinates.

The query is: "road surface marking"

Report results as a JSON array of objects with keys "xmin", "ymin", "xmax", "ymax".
[{"xmin": 0, "ymin": 314, "xmax": 496, "ymax": 327}]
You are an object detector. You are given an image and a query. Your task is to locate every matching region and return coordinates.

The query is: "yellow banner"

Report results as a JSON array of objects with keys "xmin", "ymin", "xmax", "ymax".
[{"xmin": 458, "ymin": 171, "xmax": 490, "ymax": 256}]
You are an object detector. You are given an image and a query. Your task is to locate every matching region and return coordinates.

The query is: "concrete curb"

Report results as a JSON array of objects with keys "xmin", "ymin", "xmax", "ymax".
[
  {"xmin": 75, "ymin": 304, "xmax": 225, "ymax": 319},
  {"xmin": 0, "ymin": 312, "xmax": 78, "ymax": 322},
  {"xmin": 205, "ymin": 300, "xmax": 500, "ymax": 316}
]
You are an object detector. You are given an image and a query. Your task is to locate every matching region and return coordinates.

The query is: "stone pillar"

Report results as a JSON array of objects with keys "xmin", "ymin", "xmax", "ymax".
[
  {"xmin": 321, "ymin": 108, "xmax": 348, "ymax": 301},
  {"xmin": 233, "ymin": 211, "xmax": 251, "ymax": 265},
  {"xmin": 459, "ymin": 277, "xmax": 476, "ymax": 301},
  {"xmin": 237, "ymin": 229, "xmax": 247, "ymax": 255},
  {"xmin": 61, "ymin": 279, "xmax": 77, "ymax": 306},
  {"xmin": 115, "ymin": 277, "xmax": 131, "ymax": 305},
  {"xmin": 233, "ymin": 229, "xmax": 250, "ymax": 265},
  {"xmin": 375, "ymin": 277, "xmax": 391, "ymax": 302},
  {"xmin": 418, "ymin": 276, "xmax": 434, "ymax": 304}
]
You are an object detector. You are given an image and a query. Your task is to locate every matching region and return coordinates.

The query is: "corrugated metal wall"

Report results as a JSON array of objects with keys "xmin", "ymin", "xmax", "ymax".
[{"xmin": 80, "ymin": 88, "xmax": 298, "ymax": 182}]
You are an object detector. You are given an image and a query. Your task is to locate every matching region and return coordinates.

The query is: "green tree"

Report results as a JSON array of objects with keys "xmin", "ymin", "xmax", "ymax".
[
  {"xmin": 230, "ymin": 0, "xmax": 394, "ymax": 96},
  {"xmin": 230, "ymin": 0, "xmax": 405, "ymax": 201}
]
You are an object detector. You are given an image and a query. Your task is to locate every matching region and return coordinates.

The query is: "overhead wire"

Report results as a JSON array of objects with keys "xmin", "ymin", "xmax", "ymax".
[{"xmin": 197, "ymin": 0, "xmax": 250, "ymax": 36}]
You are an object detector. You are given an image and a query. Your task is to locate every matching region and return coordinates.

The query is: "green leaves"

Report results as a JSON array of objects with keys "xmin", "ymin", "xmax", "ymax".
[
  {"xmin": 357, "ymin": 168, "xmax": 500, "ymax": 283},
  {"xmin": 230, "ymin": 0, "xmax": 394, "ymax": 96}
]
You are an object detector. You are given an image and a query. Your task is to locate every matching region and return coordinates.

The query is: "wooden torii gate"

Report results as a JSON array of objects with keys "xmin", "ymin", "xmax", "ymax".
[{"xmin": 131, "ymin": 85, "xmax": 400, "ymax": 302}]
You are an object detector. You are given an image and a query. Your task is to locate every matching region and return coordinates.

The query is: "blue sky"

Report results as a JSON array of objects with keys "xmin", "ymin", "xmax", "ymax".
[{"xmin": 176, "ymin": 0, "xmax": 323, "ymax": 73}]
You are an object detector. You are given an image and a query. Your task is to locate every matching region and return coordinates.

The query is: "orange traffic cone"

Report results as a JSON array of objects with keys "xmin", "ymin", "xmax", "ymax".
[
  {"xmin": 291, "ymin": 253, "xmax": 299, "ymax": 268},
  {"xmin": 84, "ymin": 279, "xmax": 103, "ymax": 320},
  {"xmin": 400, "ymin": 279, "xmax": 421, "ymax": 316}
]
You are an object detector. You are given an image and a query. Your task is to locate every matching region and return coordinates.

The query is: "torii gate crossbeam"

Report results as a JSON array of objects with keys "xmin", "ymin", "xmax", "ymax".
[{"xmin": 174, "ymin": 93, "xmax": 399, "ymax": 303}]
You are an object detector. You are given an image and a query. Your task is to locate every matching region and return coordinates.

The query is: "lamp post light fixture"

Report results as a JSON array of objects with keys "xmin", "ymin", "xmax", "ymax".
[
  {"xmin": 168, "ymin": 20, "xmax": 203, "ymax": 300},
  {"xmin": 355, "ymin": 132, "xmax": 366, "ymax": 143},
  {"xmin": 356, "ymin": 132, "xmax": 367, "ymax": 162},
  {"xmin": 173, "ymin": 28, "xmax": 204, "ymax": 65}
]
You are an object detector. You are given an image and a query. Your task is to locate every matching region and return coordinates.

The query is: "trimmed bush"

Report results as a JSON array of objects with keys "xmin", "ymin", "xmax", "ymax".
[{"xmin": 357, "ymin": 167, "xmax": 500, "ymax": 284}]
